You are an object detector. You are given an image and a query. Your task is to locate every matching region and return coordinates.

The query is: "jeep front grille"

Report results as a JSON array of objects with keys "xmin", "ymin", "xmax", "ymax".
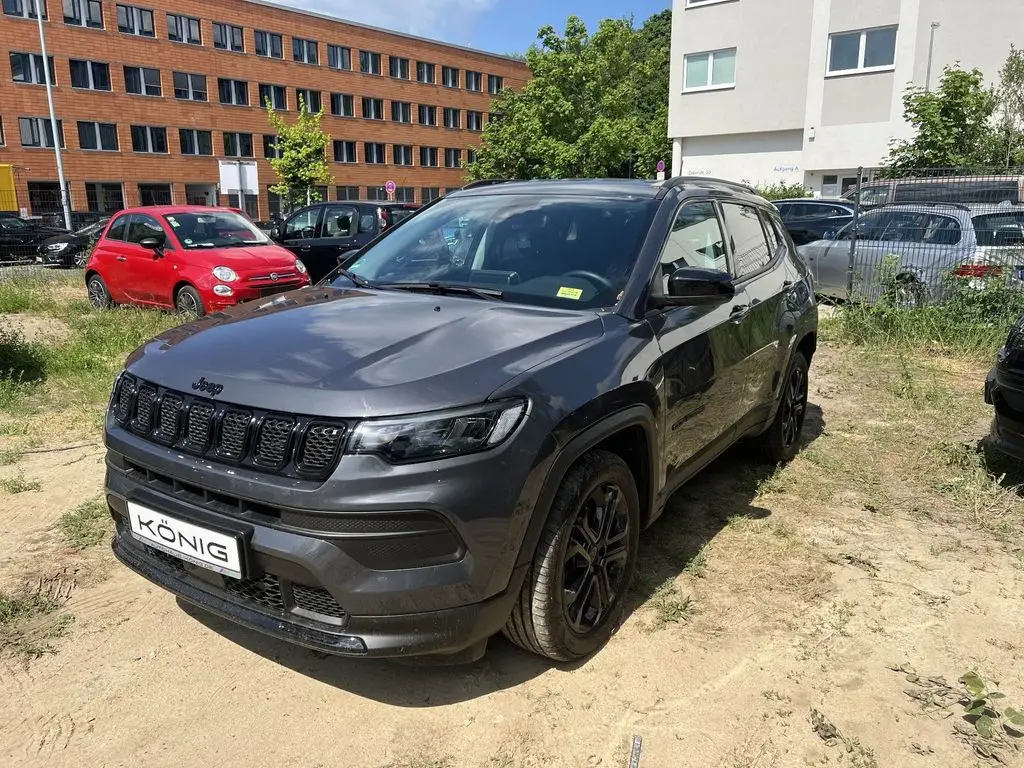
[{"xmin": 112, "ymin": 374, "xmax": 347, "ymax": 480}]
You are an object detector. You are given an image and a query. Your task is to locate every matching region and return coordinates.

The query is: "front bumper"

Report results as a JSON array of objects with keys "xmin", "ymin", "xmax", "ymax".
[
  {"xmin": 207, "ymin": 280, "xmax": 308, "ymax": 311},
  {"xmin": 985, "ymin": 364, "xmax": 1024, "ymax": 461}
]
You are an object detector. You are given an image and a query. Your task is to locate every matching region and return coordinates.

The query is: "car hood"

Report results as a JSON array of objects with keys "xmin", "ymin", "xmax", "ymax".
[
  {"xmin": 40, "ymin": 232, "xmax": 83, "ymax": 247},
  {"xmin": 124, "ymin": 288, "xmax": 604, "ymax": 417},
  {"xmin": 182, "ymin": 244, "xmax": 298, "ymax": 267}
]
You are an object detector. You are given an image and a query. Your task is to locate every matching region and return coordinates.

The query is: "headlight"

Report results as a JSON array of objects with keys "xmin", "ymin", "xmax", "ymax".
[
  {"xmin": 349, "ymin": 399, "xmax": 527, "ymax": 463},
  {"xmin": 46, "ymin": 242, "xmax": 69, "ymax": 251},
  {"xmin": 212, "ymin": 266, "xmax": 238, "ymax": 282},
  {"xmin": 295, "ymin": 259, "xmax": 308, "ymax": 275}
]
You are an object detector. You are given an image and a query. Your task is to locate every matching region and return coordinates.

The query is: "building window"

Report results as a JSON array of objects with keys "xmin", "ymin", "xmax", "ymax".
[
  {"xmin": 86, "ymin": 182, "xmax": 124, "ymax": 213},
  {"xmin": 336, "ymin": 185, "xmax": 359, "ymax": 201},
  {"xmin": 442, "ymin": 66, "xmax": 459, "ymax": 88},
  {"xmin": 389, "ymin": 55, "xmax": 409, "ymax": 79},
  {"xmin": 391, "ymin": 101, "xmax": 411, "ymax": 123},
  {"xmin": 418, "ymin": 104, "xmax": 437, "ymax": 126},
  {"xmin": 333, "ymin": 140, "xmax": 356, "ymax": 163},
  {"xmin": 213, "ymin": 22, "xmax": 244, "ymax": 52},
  {"xmin": 363, "ymin": 186, "xmax": 385, "ymax": 201},
  {"xmin": 827, "ymin": 27, "xmax": 898, "ymax": 75},
  {"xmin": 218, "ymin": 78, "xmax": 249, "ymax": 106},
  {"xmin": 328, "ymin": 44, "xmax": 350, "ymax": 70},
  {"xmin": 139, "ymin": 183, "xmax": 172, "ymax": 206},
  {"xmin": 416, "ymin": 61, "xmax": 435, "ymax": 84},
  {"xmin": 444, "ymin": 148, "xmax": 462, "ymax": 168},
  {"xmin": 683, "ymin": 48, "xmax": 736, "ymax": 91},
  {"xmin": 466, "ymin": 70, "xmax": 482, "ymax": 92},
  {"xmin": 167, "ymin": 13, "xmax": 201, "ymax": 45},
  {"xmin": 293, "ymin": 37, "xmax": 318, "ymax": 65},
  {"xmin": 4, "ymin": 0, "xmax": 46, "ymax": 19},
  {"xmin": 77, "ymin": 121, "xmax": 118, "ymax": 151},
  {"xmin": 124, "ymin": 66, "xmax": 160, "ymax": 96},
  {"xmin": 117, "ymin": 4, "xmax": 153, "ymax": 36},
  {"xmin": 488, "ymin": 74, "xmax": 503, "ymax": 95},
  {"xmin": 259, "ymin": 83, "xmax": 286, "ymax": 110},
  {"xmin": 10, "ymin": 53, "xmax": 54, "ymax": 85},
  {"xmin": 467, "ymin": 148, "xmax": 478, "ymax": 165},
  {"xmin": 364, "ymin": 142, "xmax": 385, "ymax": 164},
  {"xmin": 64, "ymin": 0, "xmax": 103, "ymax": 28},
  {"xmin": 263, "ymin": 134, "xmax": 281, "ymax": 159},
  {"xmin": 70, "ymin": 59, "xmax": 111, "ymax": 91},
  {"xmin": 224, "ymin": 132, "xmax": 254, "ymax": 158},
  {"xmin": 359, "ymin": 50, "xmax": 381, "ymax": 75},
  {"xmin": 173, "ymin": 71, "xmax": 206, "ymax": 101},
  {"xmin": 443, "ymin": 108, "xmax": 461, "ymax": 129},
  {"xmin": 421, "ymin": 187, "xmax": 440, "ymax": 203},
  {"xmin": 394, "ymin": 145, "xmax": 413, "ymax": 166},
  {"xmin": 362, "ymin": 97, "xmax": 383, "ymax": 120},
  {"xmin": 131, "ymin": 125, "xmax": 167, "ymax": 153},
  {"xmin": 420, "ymin": 146, "xmax": 438, "ymax": 167},
  {"xmin": 331, "ymin": 93, "xmax": 354, "ymax": 117},
  {"xmin": 255, "ymin": 30, "xmax": 282, "ymax": 58},
  {"xmin": 19, "ymin": 117, "xmax": 64, "ymax": 148},
  {"xmin": 392, "ymin": 187, "xmax": 413, "ymax": 202},
  {"xmin": 180, "ymin": 128, "xmax": 212, "ymax": 155},
  {"xmin": 295, "ymin": 88, "xmax": 321, "ymax": 113},
  {"xmin": 28, "ymin": 181, "xmax": 69, "ymax": 213},
  {"xmin": 467, "ymin": 111, "xmax": 483, "ymax": 132}
]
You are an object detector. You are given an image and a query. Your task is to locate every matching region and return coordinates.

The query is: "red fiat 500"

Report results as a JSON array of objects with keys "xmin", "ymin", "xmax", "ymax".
[{"xmin": 85, "ymin": 206, "xmax": 311, "ymax": 316}]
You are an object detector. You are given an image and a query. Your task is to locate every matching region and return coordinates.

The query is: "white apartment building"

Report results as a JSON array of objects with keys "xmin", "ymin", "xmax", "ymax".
[{"xmin": 668, "ymin": 0, "xmax": 1024, "ymax": 197}]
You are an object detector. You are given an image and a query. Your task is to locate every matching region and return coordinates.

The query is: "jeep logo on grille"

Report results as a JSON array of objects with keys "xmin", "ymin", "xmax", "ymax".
[{"xmin": 192, "ymin": 377, "xmax": 224, "ymax": 397}]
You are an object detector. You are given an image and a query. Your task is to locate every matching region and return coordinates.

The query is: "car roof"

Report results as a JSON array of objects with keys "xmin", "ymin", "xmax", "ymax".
[
  {"xmin": 775, "ymin": 198, "xmax": 852, "ymax": 205},
  {"xmin": 114, "ymin": 206, "xmax": 244, "ymax": 215},
  {"xmin": 447, "ymin": 178, "xmax": 665, "ymax": 200}
]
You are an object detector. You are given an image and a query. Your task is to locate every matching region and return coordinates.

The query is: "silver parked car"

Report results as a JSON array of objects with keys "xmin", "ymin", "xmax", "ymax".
[{"xmin": 797, "ymin": 203, "xmax": 1024, "ymax": 304}]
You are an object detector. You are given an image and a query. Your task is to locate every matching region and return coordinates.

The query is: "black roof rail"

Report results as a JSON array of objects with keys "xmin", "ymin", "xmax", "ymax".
[
  {"xmin": 659, "ymin": 175, "xmax": 757, "ymax": 195},
  {"xmin": 881, "ymin": 201, "xmax": 971, "ymax": 211},
  {"xmin": 459, "ymin": 179, "xmax": 520, "ymax": 190}
]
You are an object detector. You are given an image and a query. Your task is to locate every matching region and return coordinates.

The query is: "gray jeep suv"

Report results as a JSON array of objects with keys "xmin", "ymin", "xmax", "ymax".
[{"xmin": 104, "ymin": 177, "xmax": 818, "ymax": 663}]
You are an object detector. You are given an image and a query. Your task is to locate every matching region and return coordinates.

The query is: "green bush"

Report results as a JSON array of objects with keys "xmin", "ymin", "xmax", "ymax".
[{"xmin": 754, "ymin": 182, "xmax": 811, "ymax": 201}]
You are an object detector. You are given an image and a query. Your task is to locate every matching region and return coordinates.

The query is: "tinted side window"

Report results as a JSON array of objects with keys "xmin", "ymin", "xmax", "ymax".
[
  {"xmin": 282, "ymin": 209, "xmax": 318, "ymax": 240},
  {"xmin": 759, "ymin": 209, "xmax": 786, "ymax": 252},
  {"xmin": 105, "ymin": 215, "xmax": 129, "ymax": 241},
  {"xmin": 721, "ymin": 203, "xmax": 772, "ymax": 278},
  {"xmin": 660, "ymin": 202, "xmax": 728, "ymax": 277},
  {"xmin": 322, "ymin": 206, "xmax": 357, "ymax": 237},
  {"xmin": 358, "ymin": 213, "xmax": 377, "ymax": 234},
  {"xmin": 126, "ymin": 214, "xmax": 165, "ymax": 244}
]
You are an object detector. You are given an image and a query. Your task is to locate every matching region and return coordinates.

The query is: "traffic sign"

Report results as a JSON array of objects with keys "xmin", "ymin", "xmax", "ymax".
[
  {"xmin": 384, "ymin": 180, "xmax": 396, "ymax": 194},
  {"xmin": 656, "ymin": 159, "xmax": 666, "ymax": 173}
]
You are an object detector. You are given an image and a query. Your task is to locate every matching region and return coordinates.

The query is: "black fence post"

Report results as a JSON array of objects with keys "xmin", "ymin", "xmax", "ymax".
[{"xmin": 847, "ymin": 167, "xmax": 863, "ymax": 301}]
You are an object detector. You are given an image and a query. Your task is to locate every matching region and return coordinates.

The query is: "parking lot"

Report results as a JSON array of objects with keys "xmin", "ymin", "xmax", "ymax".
[{"xmin": 0, "ymin": 271, "xmax": 1021, "ymax": 767}]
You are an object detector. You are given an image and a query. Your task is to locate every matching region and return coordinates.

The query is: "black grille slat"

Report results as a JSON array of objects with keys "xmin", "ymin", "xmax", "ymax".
[
  {"xmin": 185, "ymin": 404, "xmax": 215, "ymax": 451},
  {"xmin": 134, "ymin": 384, "xmax": 156, "ymax": 432},
  {"xmin": 292, "ymin": 584, "xmax": 347, "ymax": 619},
  {"xmin": 299, "ymin": 424, "xmax": 345, "ymax": 472},
  {"xmin": 156, "ymin": 394, "xmax": 183, "ymax": 442},
  {"xmin": 115, "ymin": 377, "xmax": 135, "ymax": 424},
  {"xmin": 224, "ymin": 574, "xmax": 286, "ymax": 612},
  {"xmin": 218, "ymin": 410, "xmax": 251, "ymax": 460},
  {"xmin": 254, "ymin": 417, "xmax": 294, "ymax": 468}
]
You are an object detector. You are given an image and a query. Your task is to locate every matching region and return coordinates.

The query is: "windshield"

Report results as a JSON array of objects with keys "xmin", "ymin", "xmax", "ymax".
[
  {"xmin": 339, "ymin": 194, "xmax": 657, "ymax": 309},
  {"xmin": 162, "ymin": 211, "xmax": 270, "ymax": 249},
  {"xmin": 0, "ymin": 216, "xmax": 30, "ymax": 231}
]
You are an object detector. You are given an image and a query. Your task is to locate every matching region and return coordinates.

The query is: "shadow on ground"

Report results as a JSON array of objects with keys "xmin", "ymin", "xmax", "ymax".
[{"xmin": 182, "ymin": 403, "xmax": 826, "ymax": 707}]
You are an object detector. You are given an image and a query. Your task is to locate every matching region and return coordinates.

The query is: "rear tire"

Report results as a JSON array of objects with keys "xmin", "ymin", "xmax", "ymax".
[
  {"xmin": 503, "ymin": 450, "xmax": 640, "ymax": 662},
  {"xmin": 87, "ymin": 274, "xmax": 112, "ymax": 310},
  {"xmin": 757, "ymin": 351, "xmax": 809, "ymax": 465},
  {"xmin": 175, "ymin": 285, "xmax": 205, "ymax": 318}
]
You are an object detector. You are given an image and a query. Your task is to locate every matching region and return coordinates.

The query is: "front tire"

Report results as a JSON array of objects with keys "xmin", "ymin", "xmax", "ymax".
[
  {"xmin": 175, "ymin": 285, "xmax": 205, "ymax": 318},
  {"xmin": 503, "ymin": 450, "xmax": 640, "ymax": 662},
  {"xmin": 757, "ymin": 351, "xmax": 809, "ymax": 464}
]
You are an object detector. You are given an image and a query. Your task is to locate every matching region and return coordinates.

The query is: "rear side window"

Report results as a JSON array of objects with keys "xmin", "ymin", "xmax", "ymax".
[
  {"xmin": 660, "ymin": 202, "xmax": 728, "ymax": 275},
  {"xmin": 322, "ymin": 206, "xmax": 357, "ymax": 237},
  {"xmin": 105, "ymin": 215, "xmax": 129, "ymax": 241},
  {"xmin": 721, "ymin": 203, "xmax": 772, "ymax": 278},
  {"xmin": 358, "ymin": 213, "xmax": 376, "ymax": 234},
  {"xmin": 973, "ymin": 212, "xmax": 1024, "ymax": 247},
  {"xmin": 760, "ymin": 209, "xmax": 787, "ymax": 251}
]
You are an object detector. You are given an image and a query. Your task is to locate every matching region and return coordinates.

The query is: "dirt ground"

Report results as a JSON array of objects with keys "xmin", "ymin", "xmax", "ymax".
[{"xmin": 1, "ymin": 343, "xmax": 1022, "ymax": 768}]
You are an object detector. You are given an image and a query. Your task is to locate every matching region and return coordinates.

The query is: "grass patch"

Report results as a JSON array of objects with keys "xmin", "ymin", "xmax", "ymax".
[
  {"xmin": 0, "ymin": 584, "xmax": 73, "ymax": 662},
  {"xmin": 684, "ymin": 542, "xmax": 709, "ymax": 578},
  {"xmin": 646, "ymin": 578, "xmax": 697, "ymax": 630},
  {"xmin": 59, "ymin": 498, "xmax": 110, "ymax": 549},
  {"xmin": 0, "ymin": 474, "xmax": 42, "ymax": 494}
]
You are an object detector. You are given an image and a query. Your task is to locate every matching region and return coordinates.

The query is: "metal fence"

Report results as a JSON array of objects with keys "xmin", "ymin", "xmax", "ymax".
[{"xmin": 798, "ymin": 166, "xmax": 1024, "ymax": 305}]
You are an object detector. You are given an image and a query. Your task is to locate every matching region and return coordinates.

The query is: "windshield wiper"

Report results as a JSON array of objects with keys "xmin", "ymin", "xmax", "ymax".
[
  {"xmin": 334, "ymin": 268, "xmax": 377, "ymax": 289},
  {"xmin": 378, "ymin": 282, "xmax": 503, "ymax": 301}
]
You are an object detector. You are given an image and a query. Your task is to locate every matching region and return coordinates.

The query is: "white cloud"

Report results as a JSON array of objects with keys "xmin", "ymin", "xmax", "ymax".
[{"xmin": 265, "ymin": 0, "xmax": 497, "ymax": 46}]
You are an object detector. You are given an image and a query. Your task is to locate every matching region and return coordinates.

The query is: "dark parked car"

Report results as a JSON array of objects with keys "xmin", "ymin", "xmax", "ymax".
[
  {"xmin": 985, "ymin": 316, "xmax": 1024, "ymax": 461},
  {"xmin": 0, "ymin": 212, "xmax": 68, "ymax": 263},
  {"xmin": 37, "ymin": 217, "xmax": 110, "ymax": 268},
  {"xmin": 104, "ymin": 177, "xmax": 818, "ymax": 664},
  {"xmin": 774, "ymin": 198, "xmax": 855, "ymax": 246},
  {"xmin": 272, "ymin": 200, "xmax": 421, "ymax": 282}
]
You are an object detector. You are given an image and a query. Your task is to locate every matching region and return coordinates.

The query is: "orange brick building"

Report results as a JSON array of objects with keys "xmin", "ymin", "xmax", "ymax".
[{"xmin": 0, "ymin": 0, "xmax": 529, "ymax": 221}]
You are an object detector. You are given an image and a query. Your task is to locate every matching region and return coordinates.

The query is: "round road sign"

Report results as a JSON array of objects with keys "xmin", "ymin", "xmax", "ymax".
[{"xmin": 385, "ymin": 180, "xmax": 397, "ymax": 194}]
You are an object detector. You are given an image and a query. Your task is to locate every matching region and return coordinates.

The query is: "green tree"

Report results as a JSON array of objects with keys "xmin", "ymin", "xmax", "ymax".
[
  {"xmin": 468, "ymin": 12, "xmax": 672, "ymax": 181},
  {"xmin": 884, "ymin": 65, "xmax": 999, "ymax": 174},
  {"xmin": 993, "ymin": 45, "xmax": 1024, "ymax": 168},
  {"xmin": 265, "ymin": 94, "xmax": 332, "ymax": 209}
]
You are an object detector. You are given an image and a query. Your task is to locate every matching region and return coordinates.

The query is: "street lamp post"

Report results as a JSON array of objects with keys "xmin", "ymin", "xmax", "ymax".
[
  {"xmin": 925, "ymin": 22, "xmax": 941, "ymax": 92},
  {"xmin": 35, "ymin": 1, "xmax": 73, "ymax": 230}
]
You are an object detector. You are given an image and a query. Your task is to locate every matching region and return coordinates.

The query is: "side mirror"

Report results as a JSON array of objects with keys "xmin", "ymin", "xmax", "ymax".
[
  {"xmin": 139, "ymin": 234, "xmax": 165, "ymax": 251},
  {"xmin": 269, "ymin": 226, "xmax": 280, "ymax": 240},
  {"xmin": 655, "ymin": 267, "xmax": 736, "ymax": 307}
]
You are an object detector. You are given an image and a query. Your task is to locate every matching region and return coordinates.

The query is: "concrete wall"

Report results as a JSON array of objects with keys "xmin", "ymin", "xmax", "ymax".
[{"xmin": 674, "ymin": 130, "xmax": 805, "ymax": 186}]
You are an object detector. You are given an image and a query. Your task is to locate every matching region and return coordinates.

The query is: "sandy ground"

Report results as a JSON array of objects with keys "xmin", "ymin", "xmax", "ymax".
[{"xmin": 0, "ymin": 345, "xmax": 1022, "ymax": 768}]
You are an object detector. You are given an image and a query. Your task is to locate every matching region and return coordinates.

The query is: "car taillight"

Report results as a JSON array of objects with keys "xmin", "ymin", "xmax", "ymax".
[{"xmin": 953, "ymin": 263, "xmax": 1004, "ymax": 279}]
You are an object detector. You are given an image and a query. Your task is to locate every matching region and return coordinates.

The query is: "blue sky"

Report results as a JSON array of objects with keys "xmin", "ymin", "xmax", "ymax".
[{"xmin": 268, "ymin": 0, "xmax": 671, "ymax": 55}]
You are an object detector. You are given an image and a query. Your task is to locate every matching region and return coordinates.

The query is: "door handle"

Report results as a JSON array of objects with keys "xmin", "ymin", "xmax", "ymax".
[
  {"xmin": 729, "ymin": 304, "xmax": 749, "ymax": 322},
  {"xmin": 300, "ymin": 246, "xmax": 311, "ymax": 252},
  {"xmin": 116, "ymin": 256, "xmax": 127, "ymax": 262}
]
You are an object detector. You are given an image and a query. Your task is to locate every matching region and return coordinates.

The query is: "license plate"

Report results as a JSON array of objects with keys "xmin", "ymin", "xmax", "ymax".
[{"xmin": 127, "ymin": 502, "xmax": 243, "ymax": 578}]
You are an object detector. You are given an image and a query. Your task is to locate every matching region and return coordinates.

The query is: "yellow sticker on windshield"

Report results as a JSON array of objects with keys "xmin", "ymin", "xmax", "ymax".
[{"xmin": 557, "ymin": 286, "xmax": 583, "ymax": 300}]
